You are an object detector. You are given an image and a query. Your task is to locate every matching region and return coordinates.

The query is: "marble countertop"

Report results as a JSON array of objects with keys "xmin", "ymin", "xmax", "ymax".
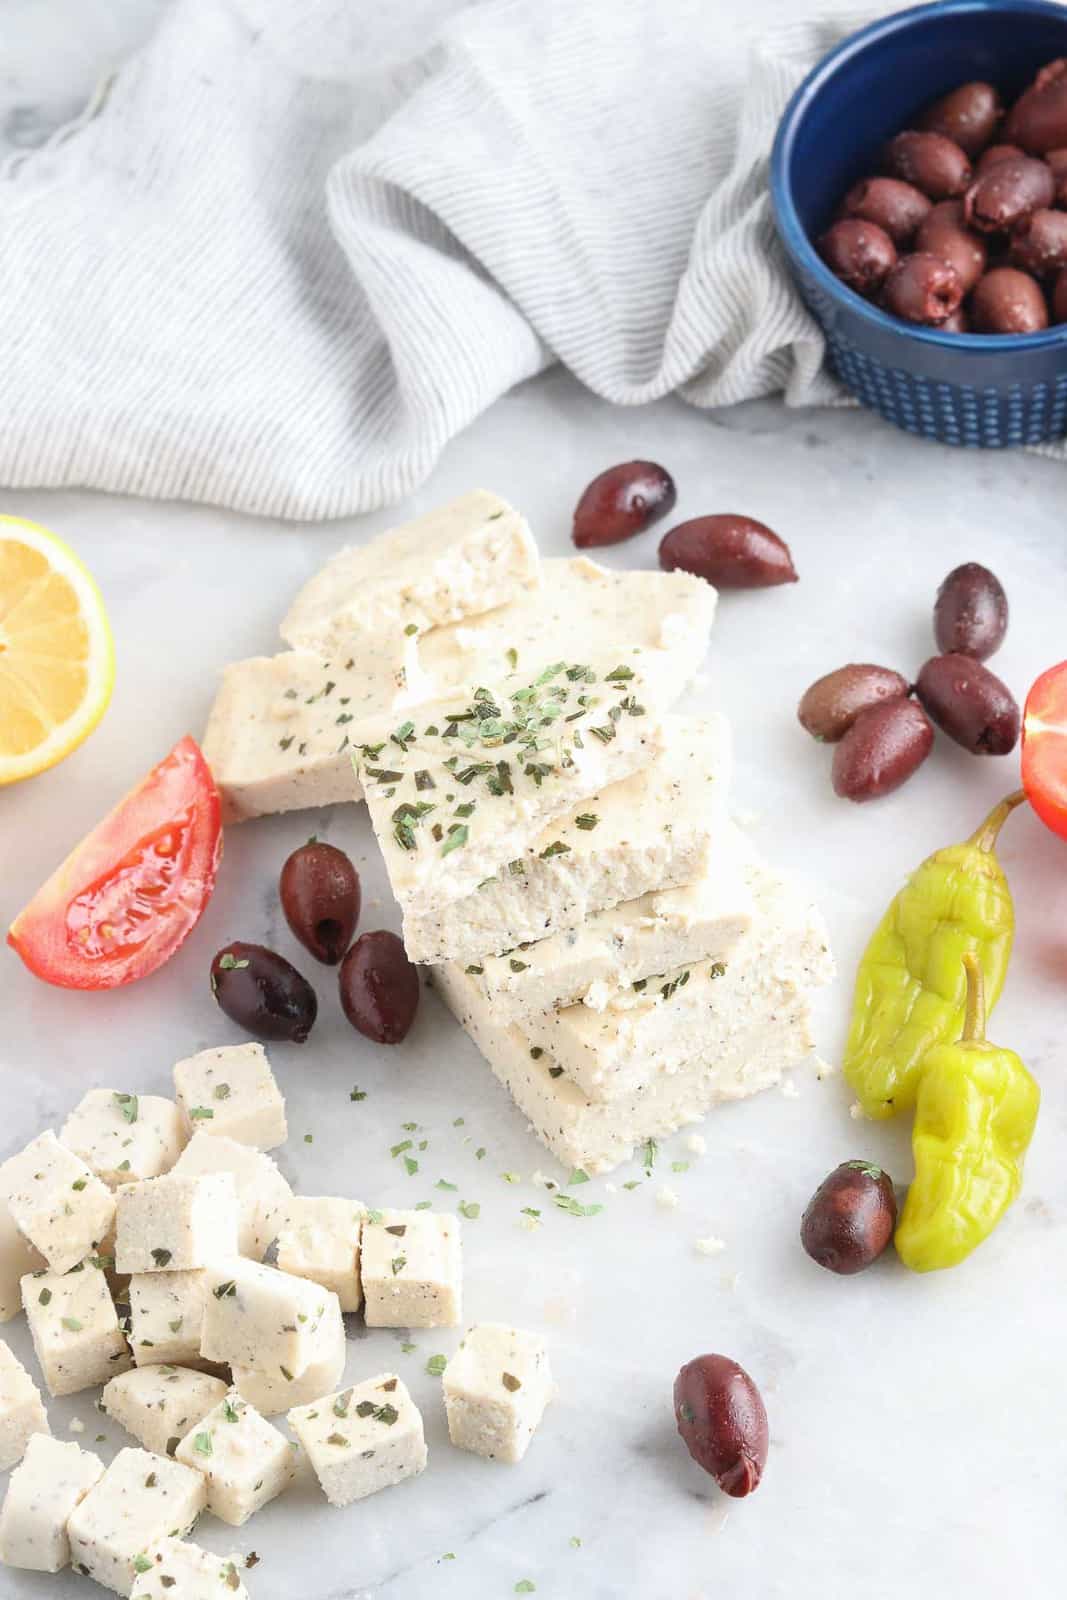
[{"xmin": 4, "ymin": 6, "xmax": 1067, "ymax": 1599}]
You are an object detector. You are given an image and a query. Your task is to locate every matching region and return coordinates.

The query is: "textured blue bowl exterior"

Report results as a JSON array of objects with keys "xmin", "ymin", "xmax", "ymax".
[{"xmin": 771, "ymin": 0, "xmax": 1067, "ymax": 447}]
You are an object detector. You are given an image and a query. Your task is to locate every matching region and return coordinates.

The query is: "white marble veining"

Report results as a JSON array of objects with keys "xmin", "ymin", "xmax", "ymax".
[{"xmin": 3, "ymin": 6, "xmax": 1067, "ymax": 1600}]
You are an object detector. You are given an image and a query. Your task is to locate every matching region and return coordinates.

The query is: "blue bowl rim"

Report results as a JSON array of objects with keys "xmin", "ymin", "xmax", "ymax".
[{"xmin": 769, "ymin": 0, "xmax": 1067, "ymax": 352}]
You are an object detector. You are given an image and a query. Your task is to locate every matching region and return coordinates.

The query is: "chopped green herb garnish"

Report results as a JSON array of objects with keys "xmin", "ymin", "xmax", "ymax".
[
  {"xmin": 574, "ymin": 814, "xmax": 599, "ymax": 830},
  {"xmin": 459, "ymin": 1201, "xmax": 480, "ymax": 1220},
  {"xmin": 189, "ymin": 1107, "xmax": 214, "ymax": 1121},
  {"xmin": 426, "ymin": 1354, "xmax": 447, "ymax": 1377},
  {"xmin": 554, "ymin": 1195, "xmax": 603, "ymax": 1218},
  {"xmin": 113, "ymin": 1092, "xmax": 139, "ymax": 1124}
]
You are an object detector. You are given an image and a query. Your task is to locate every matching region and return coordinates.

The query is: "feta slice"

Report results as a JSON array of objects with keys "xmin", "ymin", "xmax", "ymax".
[
  {"xmin": 231, "ymin": 1289, "xmax": 345, "ymax": 1413},
  {"xmin": 0, "ymin": 1130, "xmax": 115, "ymax": 1276},
  {"xmin": 101, "ymin": 1366, "xmax": 228, "ymax": 1458},
  {"xmin": 0, "ymin": 1337, "xmax": 50, "ymax": 1470},
  {"xmin": 67, "ymin": 1446, "xmax": 206, "ymax": 1597},
  {"xmin": 59, "ymin": 1091, "xmax": 186, "ymax": 1190},
  {"xmin": 127, "ymin": 1271, "xmax": 212, "ymax": 1369},
  {"xmin": 288, "ymin": 1374, "xmax": 426, "ymax": 1507},
  {"xmin": 275, "ymin": 1195, "xmax": 365, "ymax": 1312},
  {"xmin": 171, "ymin": 1133, "xmax": 291, "ymax": 1260},
  {"xmin": 357, "ymin": 649, "xmax": 670, "ymax": 923},
  {"xmin": 200, "ymin": 1259, "xmax": 337, "ymax": 1378},
  {"xmin": 115, "ymin": 1174, "xmax": 239, "ymax": 1275},
  {"xmin": 0, "ymin": 1434, "xmax": 104, "ymax": 1572},
  {"xmin": 175, "ymin": 1388, "xmax": 294, "ymax": 1525},
  {"xmin": 22, "ymin": 1258, "xmax": 132, "ymax": 1396},
  {"xmin": 172, "ymin": 1043, "xmax": 286, "ymax": 1151},
  {"xmin": 130, "ymin": 1537, "xmax": 249, "ymax": 1599},
  {"xmin": 361, "ymin": 1210, "xmax": 461, "ymax": 1329},
  {"xmin": 443, "ymin": 1323, "xmax": 554, "ymax": 1463},
  {"xmin": 280, "ymin": 489, "xmax": 540, "ymax": 654},
  {"xmin": 405, "ymin": 715, "xmax": 728, "ymax": 966},
  {"xmin": 0, "ymin": 1199, "xmax": 45, "ymax": 1322}
]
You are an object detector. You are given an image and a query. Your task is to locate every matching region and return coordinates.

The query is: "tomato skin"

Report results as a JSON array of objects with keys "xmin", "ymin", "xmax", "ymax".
[
  {"xmin": 7, "ymin": 736, "xmax": 222, "ymax": 989},
  {"xmin": 1022, "ymin": 661, "xmax": 1067, "ymax": 842}
]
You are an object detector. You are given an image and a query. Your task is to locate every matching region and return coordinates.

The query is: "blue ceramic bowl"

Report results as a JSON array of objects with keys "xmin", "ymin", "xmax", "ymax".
[{"xmin": 771, "ymin": 0, "xmax": 1067, "ymax": 447}]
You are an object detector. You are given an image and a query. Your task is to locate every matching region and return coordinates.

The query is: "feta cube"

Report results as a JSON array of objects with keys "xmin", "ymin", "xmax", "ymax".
[
  {"xmin": 0, "ymin": 1433, "xmax": 104, "ymax": 1572},
  {"xmin": 67, "ymin": 1446, "xmax": 206, "ymax": 1597},
  {"xmin": 127, "ymin": 1270, "xmax": 212, "ymax": 1368},
  {"xmin": 443, "ymin": 1323, "xmax": 555, "ymax": 1463},
  {"xmin": 0, "ymin": 1130, "xmax": 115, "ymax": 1275},
  {"xmin": 130, "ymin": 1537, "xmax": 249, "ymax": 1599},
  {"xmin": 60, "ymin": 1091, "xmax": 186, "ymax": 1190},
  {"xmin": 0, "ymin": 1337, "xmax": 50, "ymax": 1470},
  {"xmin": 232, "ymin": 1288, "xmax": 345, "ymax": 1414},
  {"xmin": 0, "ymin": 1198, "xmax": 45, "ymax": 1322},
  {"xmin": 172, "ymin": 1133, "xmax": 291, "ymax": 1259},
  {"xmin": 288, "ymin": 1374, "xmax": 426, "ymax": 1507},
  {"xmin": 361, "ymin": 1211, "xmax": 461, "ymax": 1329},
  {"xmin": 201, "ymin": 1258, "xmax": 337, "ymax": 1378},
  {"xmin": 101, "ymin": 1367, "xmax": 228, "ymax": 1458},
  {"xmin": 175, "ymin": 1388, "xmax": 294, "ymax": 1525},
  {"xmin": 172, "ymin": 1043, "xmax": 287, "ymax": 1151},
  {"xmin": 21, "ymin": 1259, "xmax": 132, "ymax": 1397},
  {"xmin": 115, "ymin": 1174, "xmax": 239, "ymax": 1275},
  {"xmin": 276, "ymin": 1195, "xmax": 365, "ymax": 1312}
]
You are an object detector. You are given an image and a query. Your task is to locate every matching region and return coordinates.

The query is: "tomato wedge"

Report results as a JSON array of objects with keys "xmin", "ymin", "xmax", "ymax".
[
  {"xmin": 1022, "ymin": 661, "xmax": 1067, "ymax": 842},
  {"xmin": 8, "ymin": 736, "xmax": 222, "ymax": 989}
]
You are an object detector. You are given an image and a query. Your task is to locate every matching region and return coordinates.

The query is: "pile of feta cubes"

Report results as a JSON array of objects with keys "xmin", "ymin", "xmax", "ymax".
[{"xmin": 0, "ymin": 1045, "xmax": 554, "ymax": 1593}]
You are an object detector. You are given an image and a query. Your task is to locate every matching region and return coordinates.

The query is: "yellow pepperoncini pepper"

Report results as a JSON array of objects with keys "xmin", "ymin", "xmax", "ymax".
[
  {"xmin": 895, "ymin": 952, "xmax": 1039, "ymax": 1273},
  {"xmin": 843, "ymin": 790, "xmax": 1024, "ymax": 1120}
]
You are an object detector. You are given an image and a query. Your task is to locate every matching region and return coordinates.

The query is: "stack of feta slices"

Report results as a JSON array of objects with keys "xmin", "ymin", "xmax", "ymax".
[{"xmin": 204, "ymin": 491, "xmax": 833, "ymax": 1175}]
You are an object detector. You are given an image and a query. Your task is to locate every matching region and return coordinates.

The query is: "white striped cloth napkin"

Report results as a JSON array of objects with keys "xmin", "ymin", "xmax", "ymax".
[{"xmin": 0, "ymin": 0, "xmax": 884, "ymax": 520}]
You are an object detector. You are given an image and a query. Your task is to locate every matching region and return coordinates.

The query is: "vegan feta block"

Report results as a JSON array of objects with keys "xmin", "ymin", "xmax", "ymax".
[
  {"xmin": 280, "ymin": 489, "xmax": 540, "ymax": 654},
  {"xmin": 443, "ymin": 1324, "xmax": 555, "ymax": 1463},
  {"xmin": 172, "ymin": 1043, "xmax": 286, "ymax": 1151},
  {"xmin": 127, "ymin": 1270, "xmax": 212, "ymax": 1369},
  {"xmin": 22, "ymin": 1259, "xmax": 132, "ymax": 1397},
  {"xmin": 0, "ymin": 1337, "xmax": 50, "ymax": 1470},
  {"xmin": 59, "ymin": 1091, "xmax": 186, "ymax": 1190},
  {"xmin": 288, "ymin": 1374, "xmax": 426, "ymax": 1507},
  {"xmin": 361, "ymin": 1211, "xmax": 461, "ymax": 1329},
  {"xmin": 275, "ymin": 1195, "xmax": 365, "ymax": 1312},
  {"xmin": 175, "ymin": 1388, "xmax": 294, "ymax": 1526},
  {"xmin": 67, "ymin": 1446, "xmax": 206, "ymax": 1597},
  {"xmin": 355, "ymin": 648, "xmax": 670, "ymax": 921},
  {"xmin": 114, "ymin": 1173, "xmax": 239, "ymax": 1275},
  {"xmin": 232, "ymin": 1288, "xmax": 345, "ymax": 1413},
  {"xmin": 130, "ymin": 1536, "xmax": 249, "ymax": 1599},
  {"xmin": 404, "ymin": 714, "xmax": 727, "ymax": 966},
  {"xmin": 101, "ymin": 1366, "xmax": 228, "ymax": 1458},
  {"xmin": 0, "ymin": 1433, "xmax": 104, "ymax": 1572},
  {"xmin": 172, "ymin": 1133, "xmax": 291, "ymax": 1260},
  {"xmin": 201, "ymin": 1258, "xmax": 337, "ymax": 1377},
  {"xmin": 0, "ymin": 1130, "xmax": 115, "ymax": 1276},
  {"xmin": 0, "ymin": 1199, "xmax": 45, "ymax": 1322}
]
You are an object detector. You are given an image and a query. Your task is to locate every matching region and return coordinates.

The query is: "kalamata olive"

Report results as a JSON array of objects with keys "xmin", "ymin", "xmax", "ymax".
[
  {"xmin": 970, "ymin": 267, "xmax": 1049, "ymax": 333},
  {"xmin": 572, "ymin": 461, "xmax": 676, "ymax": 548},
  {"xmin": 883, "ymin": 130, "xmax": 972, "ymax": 199},
  {"xmin": 831, "ymin": 697, "xmax": 935, "ymax": 802},
  {"xmin": 1053, "ymin": 266, "xmax": 1067, "ymax": 322},
  {"xmin": 659, "ymin": 515, "xmax": 796, "ymax": 589},
  {"xmin": 279, "ymin": 841, "xmax": 361, "ymax": 965},
  {"xmin": 963, "ymin": 155, "xmax": 1054, "ymax": 231},
  {"xmin": 881, "ymin": 252, "xmax": 963, "ymax": 324},
  {"xmin": 1004, "ymin": 58, "xmax": 1067, "ymax": 154},
  {"xmin": 211, "ymin": 942, "xmax": 318, "ymax": 1043},
  {"xmin": 918, "ymin": 81, "xmax": 1001, "ymax": 157},
  {"xmin": 339, "ymin": 930, "xmax": 419, "ymax": 1044},
  {"xmin": 1010, "ymin": 208, "xmax": 1067, "ymax": 274},
  {"xmin": 1045, "ymin": 147, "xmax": 1067, "ymax": 204},
  {"xmin": 798, "ymin": 663, "xmax": 911, "ymax": 743},
  {"xmin": 940, "ymin": 305, "xmax": 971, "ymax": 332},
  {"xmin": 839, "ymin": 177, "xmax": 932, "ymax": 245},
  {"xmin": 801, "ymin": 1160, "xmax": 898, "ymax": 1275},
  {"xmin": 673, "ymin": 1355, "xmax": 768, "ymax": 1498},
  {"xmin": 934, "ymin": 562, "xmax": 1009, "ymax": 660},
  {"xmin": 818, "ymin": 219, "xmax": 897, "ymax": 294},
  {"xmin": 914, "ymin": 200, "xmax": 987, "ymax": 292},
  {"xmin": 914, "ymin": 653, "xmax": 1021, "ymax": 754},
  {"xmin": 976, "ymin": 142, "xmax": 1025, "ymax": 173}
]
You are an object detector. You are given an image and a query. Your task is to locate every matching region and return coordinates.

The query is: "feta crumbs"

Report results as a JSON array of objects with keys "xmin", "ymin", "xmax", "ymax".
[
  {"xmin": 781, "ymin": 1078, "xmax": 800, "ymax": 1099},
  {"xmin": 655, "ymin": 1186, "xmax": 680, "ymax": 1211},
  {"xmin": 849, "ymin": 1101, "xmax": 865, "ymax": 1120},
  {"xmin": 684, "ymin": 1134, "xmax": 707, "ymax": 1157},
  {"xmin": 694, "ymin": 1236, "xmax": 726, "ymax": 1257}
]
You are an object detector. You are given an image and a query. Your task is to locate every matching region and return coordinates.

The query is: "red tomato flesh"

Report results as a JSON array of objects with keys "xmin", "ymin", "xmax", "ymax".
[
  {"xmin": 7, "ymin": 735, "xmax": 222, "ymax": 989},
  {"xmin": 1022, "ymin": 661, "xmax": 1067, "ymax": 842}
]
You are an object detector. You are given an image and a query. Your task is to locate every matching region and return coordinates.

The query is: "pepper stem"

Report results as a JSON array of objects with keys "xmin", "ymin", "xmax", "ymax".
[
  {"xmin": 961, "ymin": 952, "xmax": 986, "ymax": 1043},
  {"xmin": 970, "ymin": 789, "xmax": 1027, "ymax": 853}
]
